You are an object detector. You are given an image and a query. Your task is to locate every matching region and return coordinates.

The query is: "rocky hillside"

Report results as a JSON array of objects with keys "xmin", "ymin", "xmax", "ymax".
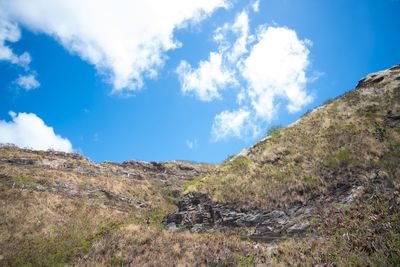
[
  {"xmin": 165, "ymin": 65, "xmax": 400, "ymax": 265},
  {"xmin": 1, "ymin": 65, "xmax": 399, "ymax": 266}
]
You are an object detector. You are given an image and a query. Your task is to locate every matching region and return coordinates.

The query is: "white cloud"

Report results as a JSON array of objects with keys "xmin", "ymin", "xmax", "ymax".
[
  {"xmin": 0, "ymin": 111, "xmax": 73, "ymax": 152},
  {"xmin": 242, "ymin": 26, "xmax": 313, "ymax": 120},
  {"xmin": 181, "ymin": 10, "xmax": 314, "ymax": 141},
  {"xmin": 0, "ymin": 0, "xmax": 229, "ymax": 92},
  {"xmin": 177, "ymin": 52, "xmax": 236, "ymax": 101},
  {"xmin": 214, "ymin": 11, "xmax": 250, "ymax": 63},
  {"xmin": 211, "ymin": 109, "xmax": 257, "ymax": 141},
  {"xmin": 16, "ymin": 74, "xmax": 40, "ymax": 90},
  {"xmin": 186, "ymin": 139, "xmax": 198, "ymax": 150},
  {"xmin": 177, "ymin": 11, "xmax": 250, "ymax": 102},
  {"xmin": 236, "ymin": 89, "xmax": 246, "ymax": 105},
  {"xmin": 252, "ymin": 0, "xmax": 260, "ymax": 12},
  {"xmin": 0, "ymin": 12, "xmax": 33, "ymax": 70},
  {"xmin": 0, "ymin": 15, "xmax": 22, "ymax": 64},
  {"xmin": 226, "ymin": 11, "xmax": 250, "ymax": 63},
  {"xmin": 0, "ymin": 10, "xmax": 38, "ymax": 88}
]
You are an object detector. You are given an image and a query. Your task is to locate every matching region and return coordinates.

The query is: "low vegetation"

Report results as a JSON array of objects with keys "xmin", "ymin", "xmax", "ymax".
[{"xmin": 273, "ymin": 182, "xmax": 400, "ymax": 266}]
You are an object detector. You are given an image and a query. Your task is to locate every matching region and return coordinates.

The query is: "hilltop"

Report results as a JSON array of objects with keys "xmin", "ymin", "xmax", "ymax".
[{"xmin": 0, "ymin": 65, "xmax": 399, "ymax": 266}]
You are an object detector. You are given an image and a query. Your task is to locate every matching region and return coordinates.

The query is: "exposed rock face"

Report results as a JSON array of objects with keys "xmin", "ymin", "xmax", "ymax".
[
  {"xmin": 163, "ymin": 175, "xmax": 377, "ymax": 242},
  {"xmin": 163, "ymin": 192, "xmax": 312, "ymax": 242}
]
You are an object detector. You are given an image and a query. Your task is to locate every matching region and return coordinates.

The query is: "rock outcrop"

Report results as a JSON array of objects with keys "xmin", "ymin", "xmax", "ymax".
[
  {"xmin": 163, "ymin": 192, "xmax": 312, "ymax": 242},
  {"xmin": 163, "ymin": 172, "xmax": 384, "ymax": 242}
]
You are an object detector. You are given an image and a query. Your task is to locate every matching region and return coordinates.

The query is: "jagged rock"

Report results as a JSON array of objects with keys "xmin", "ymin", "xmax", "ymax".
[
  {"xmin": 166, "ymin": 222, "xmax": 178, "ymax": 231},
  {"xmin": 0, "ymin": 157, "xmax": 40, "ymax": 165},
  {"xmin": 287, "ymin": 221, "xmax": 310, "ymax": 234},
  {"xmin": 341, "ymin": 185, "xmax": 365, "ymax": 203},
  {"xmin": 386, "ymin": 111, "xmax": 400, "ymax": 128},
  {"xmin": 163, "ymin": 193, "xmax": 311, "ymax": 242}
]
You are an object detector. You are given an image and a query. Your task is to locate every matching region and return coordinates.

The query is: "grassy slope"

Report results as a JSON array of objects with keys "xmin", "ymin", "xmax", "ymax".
[
  {"xmin": 186, "ymin": 66, "xmax": 400, "ymax": 209},
  {"xmin": 183, "ymin": 65, "xmax": 400, "ymax": 265},
  {"xmin": 0, "ymin": 147, "xmax": 269, "ymax": 266}
]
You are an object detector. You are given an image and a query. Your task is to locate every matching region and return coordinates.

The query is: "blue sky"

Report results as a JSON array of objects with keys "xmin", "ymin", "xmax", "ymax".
[{"xmin": 0, "ymin": 0, "xmax": 399, "ymax": 163}]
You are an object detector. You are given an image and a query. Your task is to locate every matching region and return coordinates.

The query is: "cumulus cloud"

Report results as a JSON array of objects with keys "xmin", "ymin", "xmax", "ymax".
[
  {"xmin": 211, "ymin": 109, "xmax": 257, "ymax": 141},
  {"xmin": 16, "ymin": 74, "xmax": 40, "ymax": 90},
  {"xmin": 242, "ymin": 26, "xmax": 312, "ymax": 120},
  {"xmin": 177, "ymin": 52, "xmax": 236, "ymax": 101},
  {"xmin": 0, "ymin": 0, "xmax": 229, "ymax": 91},
  {"xmin": 178, "ymin": 9, "xmax": 314, "ymax": 141},
  {"xmin": 0, "ymin": 112, "xmax": 73, "ymax": 152},
  {"xmin": 177, "ymin": 11, "xmax": 250, "ymax": 102}
]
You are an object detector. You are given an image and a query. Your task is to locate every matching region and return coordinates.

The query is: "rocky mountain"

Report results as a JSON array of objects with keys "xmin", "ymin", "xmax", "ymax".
[{"xmin": 1, "ymin": 65, "xmax": 399, "ymax": 266}]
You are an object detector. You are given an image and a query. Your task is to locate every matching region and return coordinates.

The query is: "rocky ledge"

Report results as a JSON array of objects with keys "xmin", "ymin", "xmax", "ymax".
[
  {"xmin": 163, "ymin": 178, "xmax": 372, "ymax": 242},
  {"xmin": 162, "ymin": 192, "xmax": 312, "ymax": 242}
]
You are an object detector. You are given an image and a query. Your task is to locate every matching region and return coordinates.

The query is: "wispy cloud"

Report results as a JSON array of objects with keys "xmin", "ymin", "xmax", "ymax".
[
  {"xmin": 16, "ymin": 74, "xmax": 40, "ymax": 90},
  {"xmin": 211, "ymin": 109, "xmax": 257, "ymax": 141},
  {"xmin": 0, "ymin": 13, "xmax": 38, "ymax": 89},
  {"xmin": 177, "ymin": 52, "xmax": 236, "ymax": 101},
  {"xmin": 186, "ymin": 139, "xmax": 199, "ymax": 150},
  {"xmin": 251, "ymin": 0, "xmax": 260, "ymax": 12}
]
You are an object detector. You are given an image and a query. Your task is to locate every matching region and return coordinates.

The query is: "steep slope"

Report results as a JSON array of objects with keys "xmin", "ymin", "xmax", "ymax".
[
  {"xmin": 0, "ymin": 65, "xmax": 399, "ymax": 266},
  {"xmin": 180, "ymin": 65, "xmax": 400, "ymax": 208},
  {"xmin": 165, "ymin": 65, "xmax": 400, "ymax": 265}
]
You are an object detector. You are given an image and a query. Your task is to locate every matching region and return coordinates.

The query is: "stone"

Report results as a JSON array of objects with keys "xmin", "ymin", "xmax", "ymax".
[{"xmin": 163, "ymin": 193, "xmax": 310, "ymax": 243}]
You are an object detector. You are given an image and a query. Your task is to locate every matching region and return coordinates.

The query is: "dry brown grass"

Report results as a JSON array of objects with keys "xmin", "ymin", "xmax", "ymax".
[
  {"xmin": 272, "ymin": 180, "xmax": 400, "ymax": 266},
  {"xmin": 0, "ymin": 176, "xmax": 270, "ymax": 266},
  {"xmin": 185, "ymin": 68, "xmax": 400, "ymax": 210},
  {"xmin": 78, "ymin": 226, "xmax": 270, "ymax": 266}
]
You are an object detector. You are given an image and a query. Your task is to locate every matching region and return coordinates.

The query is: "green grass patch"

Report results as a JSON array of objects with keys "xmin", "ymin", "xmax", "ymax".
[
  {"xmin": 224, "ymin": 156, "xmax": 252, "ymax": 173},
  {"xmin": 147, "ymin": 207, "xmax": 169, "ymax": 228},
  {"xmin": 181, "ymin": 175, "xmax": 205, "ymax": 195},
  {"xmin": 235, "ymin": 253, "xmax": 255, "ymax": 267},
  {"xmin": 110, "ymin": 254, "xmax": 125, "ymax": 266},
  {"xmin": 163, "ymin": 187, "xmax": 179, "ymax": 205},
  {"xmin": 303, "ymin": 176, "xmax": 320, "ymax": 192},
  {"xmin": 328, "ymin": 149, "xmax": 358, "ymax": 167},
  {"xmin": 9, "ymin": 222, "xmax": 92, "ymax": 266},
  {"xmin": 11, "ymin": 175, "xmax": 38, "ymax": 188}
]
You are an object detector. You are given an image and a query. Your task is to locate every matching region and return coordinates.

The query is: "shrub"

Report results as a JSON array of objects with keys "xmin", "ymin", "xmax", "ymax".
[
  {"xmin": 266, "ymin": 125, "xmax": 283, "ymax": 137},
  {"xmin": 328, "ymin": 149, "xmax": 358, "ymax": 168}
]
